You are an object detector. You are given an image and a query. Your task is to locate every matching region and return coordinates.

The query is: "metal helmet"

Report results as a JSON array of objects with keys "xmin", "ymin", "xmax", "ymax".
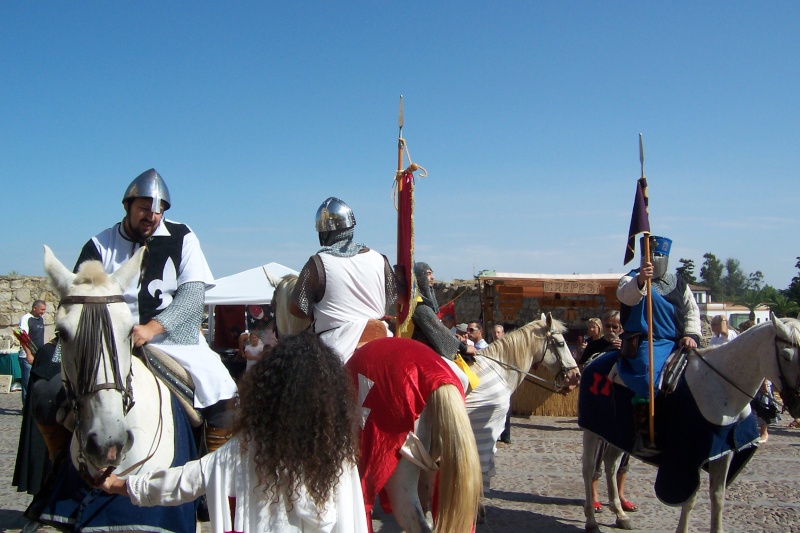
[
  {"xmin": 122, "ymin": 168, "xmax": 171, "ymax": 213},
  {"xmin": 315, "ymin": 197, "xmax": 355, "ymax": 232},
  {"xmin": 641, "ymin": 235, "xmax": 672, "ymax": 279}
]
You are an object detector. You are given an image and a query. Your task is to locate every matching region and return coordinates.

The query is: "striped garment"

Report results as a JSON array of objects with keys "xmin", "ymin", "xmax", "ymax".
[{"xmin": 465, "ymin": 355, "xmax": 514, "ymax": 491}]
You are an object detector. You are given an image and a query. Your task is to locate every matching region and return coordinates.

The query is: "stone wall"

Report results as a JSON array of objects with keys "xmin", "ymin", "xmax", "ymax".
[
  {"xmin": 0, "ymin": 276, "xmax": 58, "ymax": 351},
  {"xmin": 0, "ymin": 275, "xmax": 491, "ymax": 351}
]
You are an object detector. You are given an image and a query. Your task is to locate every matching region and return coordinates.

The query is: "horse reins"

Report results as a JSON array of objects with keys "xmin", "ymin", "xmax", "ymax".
[
  {"xmin": 479, "ymin": 329, "xmax": 577, "ymax": 394},
  {"xmin": 692, "ymin": 332, "xmax": 800, "ymax": 405},
  {"xmin": 60, "ymin": 294, "xmax": 165, "ymax": 484}
]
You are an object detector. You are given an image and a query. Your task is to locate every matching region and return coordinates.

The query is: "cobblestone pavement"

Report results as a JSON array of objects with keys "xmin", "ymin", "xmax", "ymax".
[{"xmin": 2, "ymin": 389, "xmax": 799, "ymax": 532}]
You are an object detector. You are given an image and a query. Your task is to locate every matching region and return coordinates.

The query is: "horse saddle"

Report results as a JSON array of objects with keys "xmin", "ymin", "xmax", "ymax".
[{"xmin": 138, "ymin": 346, "xmax": 204, "ymax": 428}]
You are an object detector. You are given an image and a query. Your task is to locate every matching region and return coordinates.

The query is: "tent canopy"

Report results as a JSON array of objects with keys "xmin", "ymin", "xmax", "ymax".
[{"xmin": 204, "ymin": 262, "xmax": 298, "ymax": 306}]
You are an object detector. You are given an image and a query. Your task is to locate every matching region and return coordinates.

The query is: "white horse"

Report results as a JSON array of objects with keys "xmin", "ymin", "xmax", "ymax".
[
  {"xmin": 38, "ymin": 246, "xmax": 197, "ymax": 533},
  {"xmin": 580, "ymin": 313, "xmax": 800, "ymax": 533},
  {"xmin": 271, "ymin": 276, "xmax": 482, "ymax": 533},
  {"xmin": 466, "ymin": 314, "xmax": 581, "ymax": 492}
]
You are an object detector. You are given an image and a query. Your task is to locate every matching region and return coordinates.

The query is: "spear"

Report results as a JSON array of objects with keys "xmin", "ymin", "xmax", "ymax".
[
  {"xmin": 640, "ymin": 134, "xmax": 656, "ymax": 445},
  {"xmin": 394, "ymin": 96, "xmax": 425, "ymax": 337}
]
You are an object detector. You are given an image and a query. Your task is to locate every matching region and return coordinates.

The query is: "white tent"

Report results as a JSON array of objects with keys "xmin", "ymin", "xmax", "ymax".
[
  {"xmin": 205, "ymin": 262, "xmax": 298, "ymax": 306},
  {"xmin": 204, "ymin": 263, "xmax": 298, "ymax": 346}
]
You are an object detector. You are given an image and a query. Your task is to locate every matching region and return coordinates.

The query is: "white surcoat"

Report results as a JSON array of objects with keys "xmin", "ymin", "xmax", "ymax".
[
  {"xmin": 314, "ymin": 250, "xmax": 390, "ymax": 362},
  {"xmin": 81, "ymin": 220, "xmax": 236, "ymax": 407}
]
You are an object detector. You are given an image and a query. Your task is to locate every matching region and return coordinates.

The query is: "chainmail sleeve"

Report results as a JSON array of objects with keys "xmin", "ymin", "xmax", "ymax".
[
  {"xmin": 383, "ymin": 255, "xmax": 398, "ymax": 316},
  {"xmin": 291, "ymin": 256, "xmax": 323, "ymax": 316},
  {"xmin": 411, "ymin": 304, "xmax": 462, "ymax": 360},
  {"xmin": 153, "ymin": 281, "xmax": 205, "ymax": 345}
]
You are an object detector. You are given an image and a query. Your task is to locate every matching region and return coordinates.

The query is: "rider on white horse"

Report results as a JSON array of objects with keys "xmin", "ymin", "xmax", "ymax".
[
  {"xmin": 290, "ymin": 197, "xmax": 398, "ymax": 362},
  {"xmin": 74, "ymin": 169, "xmax": 238, "ymax": 451},
  {"xmin": 617, "ymin": 235, "xmax": 701, "ymax": 419},
  {"xmin": 410, "ymin": 261, "xmax": 478, "ymax": 391}
]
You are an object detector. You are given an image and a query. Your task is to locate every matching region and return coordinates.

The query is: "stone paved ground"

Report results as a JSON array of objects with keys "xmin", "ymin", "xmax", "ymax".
[{"xmin": 2, "ymin": 389, "xmax": 799, "ymax": 532}]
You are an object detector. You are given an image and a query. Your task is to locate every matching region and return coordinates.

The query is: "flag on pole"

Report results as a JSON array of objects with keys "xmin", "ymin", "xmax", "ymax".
[
  {"xmin": 395, "ymin": 167, "xmax": 416, "ymax": 337},
  {"xmin": 624, "ymin": 176, "xmax": 650, "ymax": 265},
  {"xmin": 437, "ymin": 300, "xmax": 455, "ymax": 321}
]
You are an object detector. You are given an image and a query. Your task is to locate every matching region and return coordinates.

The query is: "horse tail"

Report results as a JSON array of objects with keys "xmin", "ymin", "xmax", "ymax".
[{"xmin": 428, "ymin": 384, "xmax": 482, "ymax": 533}]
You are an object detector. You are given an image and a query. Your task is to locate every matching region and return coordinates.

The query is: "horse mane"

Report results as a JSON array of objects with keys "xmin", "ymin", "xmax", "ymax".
[
  {"xmin": 479, "ymin": 317, "xmax": 565, "ymax": 369},
  {"xmin": 74, "ymin": 260, "xmax": 112, "ymax": 287},
  {"xmin": 272, "ymin": 274, "xmax": 312, "ymax": 337}
]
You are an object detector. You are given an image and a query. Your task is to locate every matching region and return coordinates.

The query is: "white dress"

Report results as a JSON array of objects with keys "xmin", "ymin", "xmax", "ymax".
[{"xmin": 125, "ymin": 438, "xmax": 369, "ymax": 533}]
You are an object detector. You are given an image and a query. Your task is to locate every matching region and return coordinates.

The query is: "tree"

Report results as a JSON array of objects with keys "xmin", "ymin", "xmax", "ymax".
[
  {"xmin": 747, "ymin": 271, "xmax": 764, "ymax": 291},
  {"xmin": 733, "ymin": 289, "xmax": 767, "ymax": 322},
  {"xmin": 785, "ymin": 256, "xmax": 800, "ymax": 307},
  {"xmin": 700, "ymin": 253, "xmax": 724, "ymax": 300},
  {"xmin": 722, "ymin": 258, "xmax": 748, "ymax": 300},
  {"xmin": 675, "ymin": 258, "xmax": 697, "ymax": 284},
  {"xmin": 767, "ymin": 293, "xmax": 800, "ymax": 318}
]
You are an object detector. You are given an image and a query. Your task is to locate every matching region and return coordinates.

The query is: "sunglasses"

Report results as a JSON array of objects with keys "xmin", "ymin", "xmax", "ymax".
[{"xmin": 467, "ymin": 327, "xmax": 479, "ymax": 332}]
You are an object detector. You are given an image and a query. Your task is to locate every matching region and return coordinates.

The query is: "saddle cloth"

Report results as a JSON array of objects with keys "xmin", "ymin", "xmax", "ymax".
[
  {"xmin": 140, "ymin": 345, "xmax": 204, "ymax": 428},
  {"xmin": 578, "ymin": 351, "xmax": 760, "ymax": 505}
]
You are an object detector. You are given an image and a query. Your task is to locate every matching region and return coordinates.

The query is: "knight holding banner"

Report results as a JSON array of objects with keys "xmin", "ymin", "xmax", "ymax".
[{"xmin": 616, "ymin": 235, "xmax": 701, "ymax": 401}]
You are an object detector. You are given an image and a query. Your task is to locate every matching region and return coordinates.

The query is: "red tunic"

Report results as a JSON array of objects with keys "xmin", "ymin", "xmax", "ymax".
[{"xmin": 345, "ymin": 337, "xmax": 463, "ymax": 522}]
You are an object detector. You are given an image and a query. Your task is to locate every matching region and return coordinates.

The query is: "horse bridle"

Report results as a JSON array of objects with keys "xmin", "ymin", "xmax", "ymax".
[
  {"xmin": 59, "ymin": 295, "xmax": 135, "ymax": 415},
  {"xmin": 774, "ymin": 334, "xmax": 800, "ymax": 416},
  {"xmin": 480, "ymin": 327, "xmax": 578, "ymax": 394},
  {"xmin": 59, "ymin": 294, "xmax": 165, "ymax": 482}
]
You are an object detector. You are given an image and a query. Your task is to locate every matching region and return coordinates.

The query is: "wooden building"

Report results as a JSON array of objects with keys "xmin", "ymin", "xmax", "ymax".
[{"xmin": 477, "ymin": 271, "xmax": 625, "ymax": 417}]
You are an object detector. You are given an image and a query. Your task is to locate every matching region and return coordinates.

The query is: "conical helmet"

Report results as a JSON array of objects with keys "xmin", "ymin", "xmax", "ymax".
[
  {"xmin": 122, "ymin": 168, "xmax": 171, "ymax": 213},
  {"xmin": 315, "ymin": 197, "xmax": 355, "ymax": 232}
]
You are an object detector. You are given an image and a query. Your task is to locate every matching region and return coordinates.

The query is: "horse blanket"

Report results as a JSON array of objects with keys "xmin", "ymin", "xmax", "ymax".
[
  {"xmin": 579, "ymin": 351, "xmax": 760, "ymax": 505},
  {"xmin": 36, "ymin": 394, "xmax": 198, "ymax": 533},
  {"xmin": 345, "ymin": 337, "xmax": 463, "ymax": 516},
  {"xmin": 464, "ymin": 354, "xmax": 512, "ymax": 491}
]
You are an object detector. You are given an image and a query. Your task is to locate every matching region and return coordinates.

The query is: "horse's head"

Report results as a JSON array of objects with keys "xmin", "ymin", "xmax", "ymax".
[
  {"xmin": 44, "ymin": 245, "xmax": 144, "ymax": 470},
  {"xmin": 271, "ymin": 274, "xmax": 312, "ymax": 338},
  {"xmin": 538, "ymin": 313, "xmax": 581, "ymax": 393},
  {"xmin": 771, "ymin": 312, "xmax": 800, "ymax": 419}
]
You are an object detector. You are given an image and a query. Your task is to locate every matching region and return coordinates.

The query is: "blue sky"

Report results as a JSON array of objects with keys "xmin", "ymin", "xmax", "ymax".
[{"xmin": 2, "ymin": 2, "xmax": 798, "ymax": 291}]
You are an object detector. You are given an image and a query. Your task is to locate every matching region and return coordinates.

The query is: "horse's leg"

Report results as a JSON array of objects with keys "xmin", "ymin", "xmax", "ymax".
[
  {"xmin": 582, "ymin": 431, "xmax": 602, "ymax": 533},
  {"xmin": 707, "ymin": 453, "xmax": 733, "ymax": 533},
  {"xmin": 383, "ymin": 457, "xmax": 431, "ymax": 533},
  {"xmin": 384, "ymin": 408, "xmax": 433, "ymax": 533},
  {"xmin": 602, "ymin": 445, "xmax": 631, "ymax": 530},
  {"xmin": 677, "ymin": 490, "xmax": 698, "ymax": 533},
  {"xmin": 417, "ymin": 468, "xmax": 436, "ymax": 515}
]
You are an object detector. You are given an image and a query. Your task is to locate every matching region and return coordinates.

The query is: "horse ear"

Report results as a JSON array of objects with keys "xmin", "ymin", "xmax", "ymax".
[
  {"xmin": 773, "ymin": 312, "xmax": 792, "ymax": 341},
  {"xmin": 546, "ymin": 312, "xmax": 553, "ymax": 329},
  {"xmin": 43, "ymin": 245, "xmax": 75, "ymax": 297},
  {"xmin": 110, "ymin": 247, "xmax": 146, "ymax": 292},
  {"xmin": 540, "ymin": 313, "xmax": 546, "ymax": 322}
]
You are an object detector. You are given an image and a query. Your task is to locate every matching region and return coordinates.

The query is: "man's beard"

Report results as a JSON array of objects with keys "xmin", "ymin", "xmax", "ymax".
[{"xmin": 124, "ymin": 214, "xmax": 158, "ymax": 243}]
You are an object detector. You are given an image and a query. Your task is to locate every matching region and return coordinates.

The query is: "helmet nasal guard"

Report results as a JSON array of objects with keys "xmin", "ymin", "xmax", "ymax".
[
  {"xmin": 123, "ymin": 168, "xmax": 171, "ymax": 213},
  {"xmin": 315, "ymin": 197, "xmax": 356, "ymax": 232}
]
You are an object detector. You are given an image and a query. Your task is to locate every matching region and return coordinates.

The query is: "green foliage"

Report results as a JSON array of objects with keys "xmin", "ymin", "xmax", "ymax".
[
  {"xmin": 675, "ymin": 258, "xmax": 697, "ymax": 284},
  {"xmin": 733, "ymin": 289, "xmax": 767, "ymax": 322},
  {"xmin": 785, "ymin": 256, "xmax": 800, "ymax": 308},
  {"xmin": 6, "ymin": 270, "xmax": 19, "ymax": 276},
  {"xmin": 722, "ymin": 258, "xmax": 748, "ymax": 300},
  {"xmin": 768, "ymin": 292, "xmax": 800, "ymax": 318},
  {"xmin": 700, "ymin": 253, "xmax": 724, "ymax": 299}
]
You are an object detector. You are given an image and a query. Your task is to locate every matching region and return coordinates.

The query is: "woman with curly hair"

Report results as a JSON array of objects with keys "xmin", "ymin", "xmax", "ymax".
[{"xmin": 96, "ymin": 331, "xmax": 368, "ymax": 533}]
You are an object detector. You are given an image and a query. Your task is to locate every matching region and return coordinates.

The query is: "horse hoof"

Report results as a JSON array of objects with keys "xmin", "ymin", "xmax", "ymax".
[
  {"xmin": 616, "ymin": 518, "xmax": 633, "ymax": 530},
  {"xmin": 585, "ymin": 525, "xmax": 601, "ymax": 533}
]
